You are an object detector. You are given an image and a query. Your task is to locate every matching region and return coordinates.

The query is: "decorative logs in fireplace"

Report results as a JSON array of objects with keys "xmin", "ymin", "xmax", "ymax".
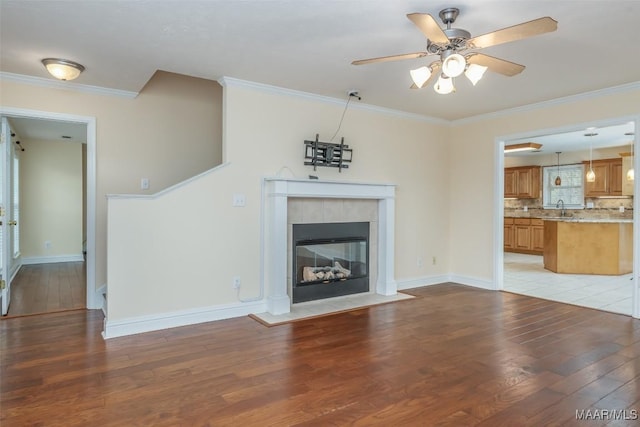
[
  {"xmin": 302, "ymin": 261, "xmax": 351, "ymax": 282},
  {"xmin": 292, "ymin": 221, "xmax": 370, "ymax": 303}
]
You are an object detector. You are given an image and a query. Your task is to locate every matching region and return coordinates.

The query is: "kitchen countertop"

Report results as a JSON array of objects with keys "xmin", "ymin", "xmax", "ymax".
[{"xmin": 541, "ymin": 218, "xmax": 633, "ymax": 223}]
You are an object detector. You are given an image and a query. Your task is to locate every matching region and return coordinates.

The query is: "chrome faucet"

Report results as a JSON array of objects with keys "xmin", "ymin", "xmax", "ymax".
[{"xmin": 556, "ymin": 199, "xmax": 566, "ymax": 217}]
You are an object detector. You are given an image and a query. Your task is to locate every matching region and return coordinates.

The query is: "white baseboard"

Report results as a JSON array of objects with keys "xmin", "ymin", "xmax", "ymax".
[
  {"xmin": 96, "ymin": 284, "xmax": 107, "ymax": 315},
  {"xmin": 102, "ymin": 300, "xmax": 267, "ymax": 339},
  {"xmin": 22, "ymin": 254, "xmax": 84, "ymax": 265},
  {"xmin": 396, "ymin": 275, "xmax": 451, "ymax": 290},
  {"xmin": 448, "ymin": 274, "xmax": 497, "ymax": 290}
]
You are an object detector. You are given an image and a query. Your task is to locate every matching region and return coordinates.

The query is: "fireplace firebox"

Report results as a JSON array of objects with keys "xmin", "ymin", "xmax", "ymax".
[{"xmin": 292, "ymin": 222, "xmax": 369, "ymax": 303}]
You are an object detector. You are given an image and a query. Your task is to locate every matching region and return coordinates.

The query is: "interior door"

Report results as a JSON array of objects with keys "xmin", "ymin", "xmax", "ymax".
[{"xmin": 1, "ymin": 117, "xmax": 11, "ymax": 315}]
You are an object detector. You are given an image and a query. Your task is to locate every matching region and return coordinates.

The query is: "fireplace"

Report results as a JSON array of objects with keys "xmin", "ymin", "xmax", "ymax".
[
  {"xmin": 292, "ymin": 222, "xmax": 369, "ymax": 303},
  {"xmin": 263, "ymin": 178, "xmax": 397, "ymax": 315}
]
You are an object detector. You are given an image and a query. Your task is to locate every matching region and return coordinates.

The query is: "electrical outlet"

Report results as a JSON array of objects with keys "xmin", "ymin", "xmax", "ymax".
[
  {"xmin": 232, "ymin": 194, "xmax": 246, "ymax": 207},
  {"xmin": 45, "ymin": 240, "xmax": 52, "ymax": 249},
  {"xmin": 232, "ymin": 276, "xmax": 241, "ymax": 289},
  {"xmin": 417, "ymin": 256, "xmax": 424, "ymax": 267},
  {"xmin": 432, "ymin": 256, "xmax": 437, "ymax": 265},
  {"xmin": 140, "ymin": 178, "xmax": 149, "ymax": 190}
]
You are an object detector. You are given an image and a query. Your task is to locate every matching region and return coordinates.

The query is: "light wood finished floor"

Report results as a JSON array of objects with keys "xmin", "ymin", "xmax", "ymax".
[
  {"xmin": 1, "ymin": 284, "xmax": 639, "ymax": 426},
  {"xmin": 5, "ymin": 262, "xmax": 86, "ymax": 317}
]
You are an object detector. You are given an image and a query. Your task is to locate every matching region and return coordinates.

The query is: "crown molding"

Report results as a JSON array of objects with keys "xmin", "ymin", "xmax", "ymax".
[
  {"xmin": 0, "ymin": 72, "xmax": 138, "ymax": 99},
  {"xmin": 218, "ymin": 76, "xmax": 447, "ymax": 125},
  {"xmin": 452, "ymin": 81, "xmax": 640, "ymax": 126}
]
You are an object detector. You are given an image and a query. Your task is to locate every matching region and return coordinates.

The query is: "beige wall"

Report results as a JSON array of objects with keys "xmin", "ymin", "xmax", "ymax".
[
  {"xmin": 449, "ymin": 88, "xmax": 640, "ymax": 282},
  {"xmin": 107, "ymin": 81, "xmax": 451, "ymax": 321},
  {"xmin": 0, "ymin": 71, "xmax": 223, "ymax": 289},
  {"xmin": 5, "ymin": 67, "xmax": 638, "ymax": 325},
  {"xmin": 21, "ymin": 138, "xmax": 83, "ymax": 258}
]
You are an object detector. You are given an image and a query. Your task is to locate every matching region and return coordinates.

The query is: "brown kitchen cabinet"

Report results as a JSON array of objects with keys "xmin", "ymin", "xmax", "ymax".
[
  {"xmin": 504, "ymin": 217, "xmax": 514, "ymax": 250},
  {"xmin": 531, "ymin": 219, "xmax": 544, "ymax": 252},
  {"xmin": 583, "ymin": 158, "xmax": 622, "ymax": 197},
  {"xmin": 504, "ymin": 166, "xmax": 541, "ymax": 198},
  {"xmin": 504, "ymin": 217, "xmax": 543, "ymax": 255}
]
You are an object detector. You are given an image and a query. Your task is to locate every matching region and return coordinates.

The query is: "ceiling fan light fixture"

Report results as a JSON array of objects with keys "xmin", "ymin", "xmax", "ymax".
[
  {"xmin": 41, "ymin": 58, "xmax": 85, "ymax": 81},
  {"xmin": 465, "ymin": 63, "xmax": 488, "ymax": 86},
  {"xmin": 434, "ymin": 74, "xmax": 455, "ymax": 95},
  {"xmin": 441, "ymin": 52, "xmax": 466, "ymax": 78},
  {"xmin": 409, "ymin": 65, "xmax": 432, "ymax": 88}
]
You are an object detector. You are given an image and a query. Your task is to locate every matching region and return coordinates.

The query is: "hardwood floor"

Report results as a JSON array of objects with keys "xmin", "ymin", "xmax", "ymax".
[
  {"xmin": 1, "ymin": 283, "xmax": 639, "ymax": 426},
  {"xmin": 5, "ymin": 262, "xmax": 86, "ymax": 317}
]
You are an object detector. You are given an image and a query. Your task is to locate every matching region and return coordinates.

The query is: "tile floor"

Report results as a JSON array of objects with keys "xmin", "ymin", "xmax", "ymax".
[{"xmin": 504, "ymin": 252, "xmax": 633, "ymax": 315}]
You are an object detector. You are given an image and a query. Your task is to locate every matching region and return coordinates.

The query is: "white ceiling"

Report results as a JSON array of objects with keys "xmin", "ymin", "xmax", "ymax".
[
  {"xmin": 2, "ymin": 1, "xmax": 640, "ymax": 123},
  {"xmin": 505, "ymin": 121, "xmax": 636, "ymax": 157}
]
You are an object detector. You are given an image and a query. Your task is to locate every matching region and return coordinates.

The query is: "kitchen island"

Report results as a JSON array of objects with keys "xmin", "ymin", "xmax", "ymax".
[{"xmin": 543, "ymin": 219, "xmax": 633, "ymax": 275}]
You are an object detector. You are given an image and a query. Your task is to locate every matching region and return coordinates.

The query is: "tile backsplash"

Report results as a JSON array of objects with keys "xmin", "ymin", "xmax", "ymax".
[{"xmin": 505, "ymin": 197, "xmax": 633, "ymax": 219}]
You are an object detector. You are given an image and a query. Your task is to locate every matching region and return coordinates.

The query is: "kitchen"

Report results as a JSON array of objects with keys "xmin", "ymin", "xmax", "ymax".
[{"xmin": 503, "ymin": 121, "xmax": 635, "ymax": 315}]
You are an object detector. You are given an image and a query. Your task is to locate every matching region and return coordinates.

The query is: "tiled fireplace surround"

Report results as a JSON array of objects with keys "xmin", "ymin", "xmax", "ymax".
[{"xmin": 263, "ymin": 178, "xmax": 397, "ymax": 315}]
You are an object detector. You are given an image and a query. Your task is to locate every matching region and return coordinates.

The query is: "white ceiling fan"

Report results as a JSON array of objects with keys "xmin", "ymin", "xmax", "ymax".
[{"xmin": 352, "ymin": 7, "xmax": 558, "ymax": 94}]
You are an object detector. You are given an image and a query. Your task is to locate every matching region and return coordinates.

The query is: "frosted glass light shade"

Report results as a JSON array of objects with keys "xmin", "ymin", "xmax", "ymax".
[
  {"xmin": 410, "ymin": 66, "xmax": 431, "ymax": 88},
  {"xmin": 434, "ymin": 75, "xmax": 455, "ymax": 94},
  {"xmin": 627, "ymin": 168, "xmax": 634, "ymax": 181},
  {"xmin": 465, "ymin": 64, "xmax": 488, "ymax": 85},
  {"xmin": 442, "ymin": 53, "xmax": 466, "ymax": 77},
  {"xmin": 41, "ymin": 58, "xmax": 85, "ymax": 81},
  {"xmin": 586, "ymin": 169, "xmax": 596, "ymax": 182}
]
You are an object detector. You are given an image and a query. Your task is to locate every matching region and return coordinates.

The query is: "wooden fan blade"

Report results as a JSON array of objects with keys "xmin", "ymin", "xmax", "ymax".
[
  {"xmin": 467, "ymin": 16, "xmax": 557, "ymax": 49},
  {"xmin": 410, "ymin": 63, "xmax": 441, "ymax": 89},
  {"xmin": 407, "ymin": 13, "xmax": 449, "ymax": 44},
  {"xmin": 352, "ymin": 52, "xmax": 428, "ymax": 66},
  {"xmin": 467, "ymin": 53, "xmax": 525, "ymax": 76}
]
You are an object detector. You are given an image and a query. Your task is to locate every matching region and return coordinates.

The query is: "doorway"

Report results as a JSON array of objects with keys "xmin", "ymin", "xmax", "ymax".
[
  {"xmin": 0, "ymin": 107, "xmax": 97, "ymax": 315},
  {"xmin": 495, "ymin": 115, "xmax": 640, "ymax": 319}
]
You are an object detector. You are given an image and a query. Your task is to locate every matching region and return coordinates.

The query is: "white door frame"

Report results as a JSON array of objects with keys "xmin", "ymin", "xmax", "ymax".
[
  {"xmin": 494, "ymin": 114, "xmax": 640, "ymax": 319},
  {"xmin": 1, "ymin": 117, "xmax": 12, "ymax": 314},
  {"xmin": 0, "ymin": 107, "xmax": 99, "ymax": 309}
]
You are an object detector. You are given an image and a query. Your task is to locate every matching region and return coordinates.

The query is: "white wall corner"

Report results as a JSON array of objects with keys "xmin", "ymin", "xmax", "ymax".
[{"xmin": 101, "ymin": 300, "xmax": 267, "ymax": 339}]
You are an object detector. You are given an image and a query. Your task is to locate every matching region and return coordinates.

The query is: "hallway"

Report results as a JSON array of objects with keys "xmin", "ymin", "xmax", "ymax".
[{"xmin": 4, "ymin": 262, "xmax": 85, "ymax": 317}]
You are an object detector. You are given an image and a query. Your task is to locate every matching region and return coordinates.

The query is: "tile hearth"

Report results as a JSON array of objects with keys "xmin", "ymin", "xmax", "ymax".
[{"xmin": 250, "ymin": 292, "xmax": 414, "ymax": 326}]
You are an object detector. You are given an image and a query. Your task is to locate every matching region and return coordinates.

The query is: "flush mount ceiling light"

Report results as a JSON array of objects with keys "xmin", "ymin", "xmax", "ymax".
[
  {"xmin": 352, "ymin": 7, "xmax": 557, "ymax": 95},
  {"xmin": 41, "ymin": 58, "xmax": 85, "ymax": 81},
  {"xmin": 504, "ymin": 142, "xmax": 542, "ymax": 153}
]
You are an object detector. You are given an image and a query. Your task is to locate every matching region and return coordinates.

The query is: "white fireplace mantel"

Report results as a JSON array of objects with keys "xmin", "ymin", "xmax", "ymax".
[{"xmin": 262, "ymin": 177, "xmax": 397, "ymax": 315}]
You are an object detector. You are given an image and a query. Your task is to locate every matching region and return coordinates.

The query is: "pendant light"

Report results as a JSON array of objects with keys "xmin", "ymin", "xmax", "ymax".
[
  {"xmin": 585, "ymin": 130, "xmax": 597, "ymax": 183},
  {"xmin": 554, "ymin": 152, "xmax": 562, "ymax": 186},
  {"xmin": 626, "ymin": 132, "xmax": 635, "ymax": 181}
]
